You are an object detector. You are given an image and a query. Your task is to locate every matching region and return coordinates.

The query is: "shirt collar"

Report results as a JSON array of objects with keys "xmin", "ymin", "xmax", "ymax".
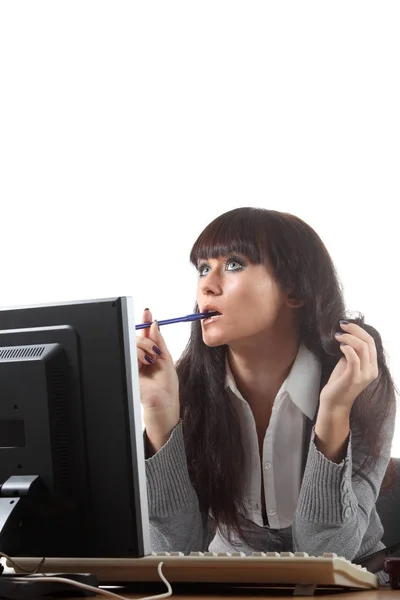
[{"xmin": 225, "ymin": 342, "xmax": 321, "ymax": 421}]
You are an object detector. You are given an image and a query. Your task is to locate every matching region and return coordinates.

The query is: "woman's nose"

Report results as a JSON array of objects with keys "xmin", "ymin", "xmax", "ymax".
[{"xmin": 199, "ymin": 269, "xmax": 222, "ymax": 296}]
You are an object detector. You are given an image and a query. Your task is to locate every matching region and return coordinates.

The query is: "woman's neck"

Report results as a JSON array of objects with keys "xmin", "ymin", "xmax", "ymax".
[{"xmin": 227, "ymin": 332, "xmax": 300, "ymax": 412}]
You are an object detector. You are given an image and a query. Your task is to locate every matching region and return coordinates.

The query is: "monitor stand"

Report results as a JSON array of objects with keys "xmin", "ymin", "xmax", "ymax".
[{"xmin": 0, "ymin": 476, "xmax": 44, "ymax": 554}]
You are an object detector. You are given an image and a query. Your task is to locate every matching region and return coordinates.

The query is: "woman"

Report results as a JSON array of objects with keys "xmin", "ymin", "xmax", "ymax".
[{"xmin": 137, "ymin": 207, "xmax": 396, "ymax": 565}]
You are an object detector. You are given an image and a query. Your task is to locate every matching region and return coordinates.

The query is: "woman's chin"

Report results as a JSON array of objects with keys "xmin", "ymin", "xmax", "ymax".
[{"xmin": 202, "ymin": 333, "xmax": 227, "ymax": 348}]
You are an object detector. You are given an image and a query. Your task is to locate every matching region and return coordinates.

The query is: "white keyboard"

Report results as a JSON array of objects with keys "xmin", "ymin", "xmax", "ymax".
[{"xmin": 10, "ymin": 551, "xmax": 379, "ymax": 595}]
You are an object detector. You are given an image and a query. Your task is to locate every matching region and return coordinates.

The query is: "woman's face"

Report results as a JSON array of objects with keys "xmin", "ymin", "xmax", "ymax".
[{"xmin": 196, "ymin": 254, "xmax": 299, "ymax": 348}]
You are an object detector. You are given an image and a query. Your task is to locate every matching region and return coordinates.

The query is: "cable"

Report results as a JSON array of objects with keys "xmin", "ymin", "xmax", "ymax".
[
  {"xmin": 3, "ymin": 562, "xmax": 172, "ymax": 600},
  {"xmin": 0, "ymin": 552, "xmax": 45, "ymax": 574}
]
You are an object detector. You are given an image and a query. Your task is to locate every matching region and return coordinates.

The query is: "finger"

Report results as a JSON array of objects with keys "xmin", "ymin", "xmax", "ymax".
[
  {"xmin": 140, "ymin": 308, "xmax": 153, "ymax": 339},
  {"xmin": 137, "ymin": 346, "xmax": 157, "ymax": 368},
  {"xmin": 339, "ymin": 343, "xmax": 361, "ymax": 379},
  {"xmin": 136, "ymin": 336, "xmax": 163, "ymax": 360},
  {"xmin": 148, "ymin": 319, "xmax": 173, "ymax": 361},
  {"xmin": 339, "ymin": 321, "xmax": 377, "ymax": 366},
  {"xmin": 335, "ymin": 332, "xmax": 370, "ymax": 367}
]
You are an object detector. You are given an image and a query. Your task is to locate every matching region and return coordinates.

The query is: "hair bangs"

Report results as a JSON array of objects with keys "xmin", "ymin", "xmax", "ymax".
[{"xmin": 190, "ymin": 208, "xmax": 270, "ymax": 266}]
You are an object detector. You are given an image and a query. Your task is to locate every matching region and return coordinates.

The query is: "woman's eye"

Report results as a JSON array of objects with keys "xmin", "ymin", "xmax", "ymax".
[
  {"xmin": 199, "ymin": 264, "xmax": 210, "ymax": 277},
  {"xmin": 226, "ymin": 260, "xmax": 242, "ymax": 271}
]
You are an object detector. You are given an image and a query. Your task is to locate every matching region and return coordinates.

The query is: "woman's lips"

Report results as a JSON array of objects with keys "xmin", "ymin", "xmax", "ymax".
[{"xmin": 203, "ymin": 314, "xmax": 223, "ymax": 326}]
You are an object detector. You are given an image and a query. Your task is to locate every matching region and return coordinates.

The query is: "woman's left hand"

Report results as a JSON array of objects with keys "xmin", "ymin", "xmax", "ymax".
[{"xmin": 319, "ymin": 321, "xmax": 379, "ymax": 413}]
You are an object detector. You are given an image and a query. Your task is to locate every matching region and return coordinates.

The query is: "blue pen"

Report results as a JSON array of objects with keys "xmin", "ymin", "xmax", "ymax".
[{"xmin": 135, "ymin": 311, "xmax": 219, "ymax": 330}]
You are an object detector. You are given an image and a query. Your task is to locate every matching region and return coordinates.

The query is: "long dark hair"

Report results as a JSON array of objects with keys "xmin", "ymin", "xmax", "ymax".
[{"xmin": 175, "ymin": 207, "xmax": 396, "ymax": 540}]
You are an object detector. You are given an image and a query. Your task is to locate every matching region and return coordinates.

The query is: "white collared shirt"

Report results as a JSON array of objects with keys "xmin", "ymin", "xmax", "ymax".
[{"xmin": 225, "ymin": 342, "xmax": 322, "ymax": 530}]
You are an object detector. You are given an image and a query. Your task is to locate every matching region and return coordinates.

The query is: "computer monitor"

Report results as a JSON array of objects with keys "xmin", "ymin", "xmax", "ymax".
[{"xmin": 0, "ymin": 296, "xmax": 150, "ymax": 558}]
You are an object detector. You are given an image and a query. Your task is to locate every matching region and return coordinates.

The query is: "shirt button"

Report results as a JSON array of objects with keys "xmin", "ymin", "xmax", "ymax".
[
  {"xmin": 344, "ymin": 506, "xmax": 352, "ymax": 520},
  {"xmin": 268, "ymin": 509, "xmax": 276, "ymax": 516},
  {"xmin": 264, "ymin": 462, "xmax": 272, "ymax": 470}
]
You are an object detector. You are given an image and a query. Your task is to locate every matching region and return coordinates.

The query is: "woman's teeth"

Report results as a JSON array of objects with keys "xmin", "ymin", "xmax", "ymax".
[{"xmin": 204, "ymin": 313, "xmax": 222, "ymax": 324}]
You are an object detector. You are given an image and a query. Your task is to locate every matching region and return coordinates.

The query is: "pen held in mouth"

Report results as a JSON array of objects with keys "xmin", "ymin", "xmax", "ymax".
[{"xmin": 135, "ymin": 310, "xmax": 220, "ymax": 330}]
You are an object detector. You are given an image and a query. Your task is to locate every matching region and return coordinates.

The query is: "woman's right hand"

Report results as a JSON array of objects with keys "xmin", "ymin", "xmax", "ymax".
[{"xmin": 136, "ymin": 308, "xmax": 180, "ymax": 454}]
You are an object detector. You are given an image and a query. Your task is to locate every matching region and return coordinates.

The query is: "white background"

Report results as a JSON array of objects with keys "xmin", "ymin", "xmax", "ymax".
[{"xmin": 0, "ymin": 2, "xmax": 399, "ymax": 451}]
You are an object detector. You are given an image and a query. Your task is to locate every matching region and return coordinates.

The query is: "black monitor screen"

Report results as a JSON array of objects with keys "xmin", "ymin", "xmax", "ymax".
[{"xmin": 0, "ymin": 296, "xmax": 150, "ymax": 558}]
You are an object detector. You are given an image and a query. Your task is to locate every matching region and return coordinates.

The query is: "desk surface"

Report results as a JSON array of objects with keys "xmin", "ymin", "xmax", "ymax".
[{"xmin": 70, "ymin": 587, "xmax": 400, "ymax": 600}]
